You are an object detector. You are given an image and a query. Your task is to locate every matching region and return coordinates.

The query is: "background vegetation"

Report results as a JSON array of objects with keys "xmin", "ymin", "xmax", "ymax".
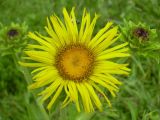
[{"xmin": 0, "ymin": 0, "xmax": 160, "ymax": 120}]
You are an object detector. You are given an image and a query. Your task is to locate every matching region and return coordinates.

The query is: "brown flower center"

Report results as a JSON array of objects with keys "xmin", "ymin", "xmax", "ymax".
[
  {"xmin": 7, "ymin": 29, "xmax": 19, "ymax": 38},
  {"xmin": 133, "ymin": 27, "xmax": 148, "ymax": 40},
  {"xmin": 55, "ymin": 44, "xmax": 94, "ymax": 82}
]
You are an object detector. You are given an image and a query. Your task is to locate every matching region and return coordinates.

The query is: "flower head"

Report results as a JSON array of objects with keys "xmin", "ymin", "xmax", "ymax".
[
  {"xmin": 120, "ymin": 20, "xmax": 160, "ymax": 63},
  {"xmin": 20, "ymin": 8, "xmax": 130, "ymax": 112},
  {"xmin": 0, "ymin": 22, "xmax": 28, "ymax": 56}
]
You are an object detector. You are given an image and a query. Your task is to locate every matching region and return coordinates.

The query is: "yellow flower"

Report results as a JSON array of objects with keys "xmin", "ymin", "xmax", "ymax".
[{"xmin": 20, "ymin": 8, "xmax": 130, "ymax": 113}]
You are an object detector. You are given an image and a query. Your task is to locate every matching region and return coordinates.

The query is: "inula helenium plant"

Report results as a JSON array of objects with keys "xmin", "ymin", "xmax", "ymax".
[{"xmin": 20, "ymin": 8, "xmax": 130, "ymax": 112}]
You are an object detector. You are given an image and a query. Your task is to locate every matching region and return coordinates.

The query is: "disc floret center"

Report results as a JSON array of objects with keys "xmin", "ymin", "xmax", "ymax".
[{"xmin": 56, "ymin": 44, "xmax": 95, "ymax": 82}]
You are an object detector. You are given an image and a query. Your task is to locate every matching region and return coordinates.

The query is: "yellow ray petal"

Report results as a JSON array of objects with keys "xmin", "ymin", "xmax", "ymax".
[
  {"xmin": 19, "ymin": 61, "xmax": 45, "ymax": 67},
  {"xmin": 80, "ymin": 13, "xmax": 90, "ymax": 43},
  {"xmin": 97, "ymin": 52, "xmax": 130, "ymax": 60},
  {"xmin": 88, "ymin": 21, "xmax": 113, "ymax": 48},
  {"xmin": 27, "ymin": 44, "xmax": 51, "ymax": 52},
  {"xmin": 68, "ymin": 81, "xmax": 80, "ymax": 112},
  {"xmin": 70, "ymin": 7, "xmax": 78, "ymax": 37},
  {"xmin": 39, "ymin": 78, "xmax": 62, "ymax": 103},
  {"xmin": 47, "ymin": 84, "xmax": 64, "ymax": 110},
  {"xmin": 28, "ymin": 72, "xmax": 58, "ymax": 89},
  {"xmin": 61, "ymin": 96, "xmax": 71, "ymax": 108},
  {"xmin": 54, "ymin": 14, "xmax": 71, "ymax": 45},
  {"xmin": 32, "ymin": 67, "xmax": 57, "ymax": 80},
  {"xmin": 94, "ymin": 73, "xmax": 122, "ymax": 85},
  {"xmin": 31, "ymin": 66, "xmax": 50, "ymax": 74},
  {"xmin": 67, "ymin": 81, "xmax": 77, "ymax": 101},
  {"xmin": 93, "ymin": 74, "xmax": 119, "ymax": 89},
  {"xmin": 28, "ymin": 32, "xmax": 56, "ymax": 50},
  {"xmin": 81, "ymin": 14, "xmax": 99, "ymax": 44},
  {"xmin": 91, "ymin": 82, "xmax": 111, "ymax": 107},
  {"xmin": 94, "ymin": 61, "xmax": 130, "ymax": 75},
  {"xmin": 84, "ymin": 82, "xmax": 102, "ymax": 111},
  {"xmin": 34, "ymin": 70, "xmax": 57, "ymax": 83},
  {"xmin": 98, "ymin": 42, "xmax": 129, "ymax": 56},
  {"xmin": 24, "ymin": 51, "xmax": 54, "ymax": 65},
  {"xmin": 44, "ymin": 17, "xmax": 61, "ymax": 46},
  {"xmin": 94, "ymin": 67, "xmax": 129, "ymax": 75},
  {"xmin": 63, "ymin": 8, "xmax": 77, "ymax": 43},
  {"xmin": 93, "ymin": 27, "xmax": 118, "ymax": 53},
  {"xmin": 50, "ymin": 15, "xmax": 67, "ymax": 45},
  {"xmin": 90, "ymin": 76, "xmax": 118, "ymax": 97},
  {"xmin": 35, "ymin": 32, "xmax": 60, "ymax": 49},
  {"xmin": 77, "ymin": 83, "xmax": 94, "ymax": 112},
  {"xmin": 95, "ymin": 61, "xmax": 127, "ymax": 69},
  {"xmin": 79, "ymin": 8, "xmax": 87, "ymax": 41}
]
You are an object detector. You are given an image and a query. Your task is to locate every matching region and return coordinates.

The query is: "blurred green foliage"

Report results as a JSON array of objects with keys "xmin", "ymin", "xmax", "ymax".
[{"xmin": 0, "ymin": 0, "xmax": 160, "ymax": 120}]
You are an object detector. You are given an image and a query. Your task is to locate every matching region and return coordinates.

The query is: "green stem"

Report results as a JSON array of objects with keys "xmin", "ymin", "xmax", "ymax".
[{"xmin": 131, "ymin": 55, "xmax": 145, "ymax": 76}]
